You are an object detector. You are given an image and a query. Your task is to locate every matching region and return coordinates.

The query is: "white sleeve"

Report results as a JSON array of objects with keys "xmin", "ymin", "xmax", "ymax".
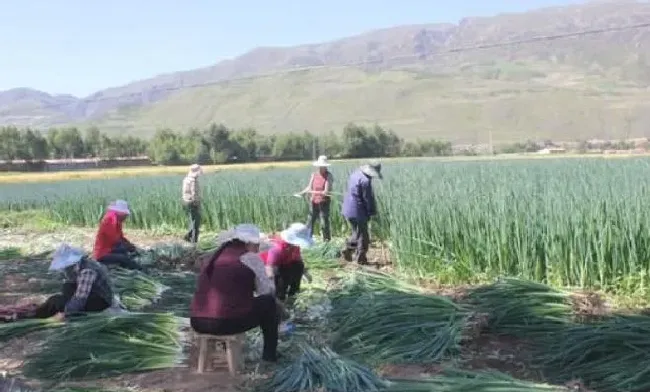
[{"xmin": 239, "ymin": 252, "xmax": 275, "ymax": 296}]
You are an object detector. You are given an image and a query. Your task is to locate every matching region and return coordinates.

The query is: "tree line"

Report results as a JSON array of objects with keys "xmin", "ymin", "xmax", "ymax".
[{"xmin": 0, "ymin": 123, "xmax": 453, "ymax": 164}]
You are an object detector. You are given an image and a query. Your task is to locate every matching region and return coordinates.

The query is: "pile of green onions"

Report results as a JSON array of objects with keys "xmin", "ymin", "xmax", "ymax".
[
  {"xmin": 465, "ymin": 278, "xmax": 573, "ymax": 337},
  {"xmin": 0, "ymin": 317, "xmax": 63, "ymax": 342},
  {"xmin": 332, "ymin": 270, "xmax": 424, "ymax": 296},
  {"xmin": 385, "ymin": 369, "xmax": 567, "ymax": 392},
  {"xmin": 329, "ymin": 275, "xmax": 468, "ymax": 363},
  {"xmin": 22, "ymin": 312, "xmax": 187, "ymax": 380},
  {"xmin": 260, "ymin": 344, "xmax": 387, "ymax": 392},
  {"xmin": 112, "ymin": 268, "xmax": 169, "ymax": 310},
  {"xmin": 301, "ymin": 239, "xmax": 344, "ymax": 271},
  {"xmin": 538, "ymin": 314, "xmax": 650, "ymax": 392}
]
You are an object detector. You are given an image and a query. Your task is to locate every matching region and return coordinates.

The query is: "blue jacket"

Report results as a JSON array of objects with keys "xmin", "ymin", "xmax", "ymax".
[{"xmin": 342, "ymin": 169, "xmax": 377, "ymax": 221}]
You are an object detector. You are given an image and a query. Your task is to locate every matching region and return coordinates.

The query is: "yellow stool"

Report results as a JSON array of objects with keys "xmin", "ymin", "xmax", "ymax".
[{"xmin": 195, "ymin": 333, "xmax": 245, "ymax": 376}]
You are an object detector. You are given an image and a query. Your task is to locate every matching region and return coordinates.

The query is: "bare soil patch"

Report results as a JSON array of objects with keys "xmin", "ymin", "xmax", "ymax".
[{"xmin": 570, "ymin": 291, "xmax": 611, "ymax": 321}]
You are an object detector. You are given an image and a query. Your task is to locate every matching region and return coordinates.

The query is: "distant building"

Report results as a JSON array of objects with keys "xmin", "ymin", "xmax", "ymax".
[{"xmin": 537, "ymin": 147, "xmax": 566, "ymax": 154}]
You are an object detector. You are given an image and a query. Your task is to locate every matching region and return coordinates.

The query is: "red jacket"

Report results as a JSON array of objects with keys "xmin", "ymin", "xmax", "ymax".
[
  {"xmin": 190, "ymin": 242, "xmax": 255, "ymax": 319},
  {"xmin": 93, "ymin": 211, "xmax": 127, "ymax": 260},
  {"xmin": 259, "ymin": 236, "xmax": 302, "ymax": 267}
]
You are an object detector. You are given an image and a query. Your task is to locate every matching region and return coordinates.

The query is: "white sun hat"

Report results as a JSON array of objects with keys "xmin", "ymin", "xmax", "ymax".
[
  {"xmin": 107, "ymin": 199, "xmax": 130, "ymax": 215},
  {"xmin": 280, "ymin": 223, "xmax": 315, "ymax": 249},
  {"xmin": 216, "ymin": 223, "xmax": 263, "ymax": 245},
  {"xmin": 189, "ymin": 164, "xmax": 203, "ymax": 177},
  {"xmin": 360, "ymin": 160, "xmax": 383, "ymax": 179},
  {"xmin": 312, "ymin": 155, "xmax": 331, "ymax": 167},
  {"xmin": 49, "ymin": 243, "xmax": 85, "ymax": 271}
]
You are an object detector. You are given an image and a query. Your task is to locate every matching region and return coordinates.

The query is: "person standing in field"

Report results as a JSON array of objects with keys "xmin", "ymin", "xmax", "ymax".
[
  {"xmin": 182, "ymin": 164, "xmax": 203, "ymax": 244},
  {"xmin": 341, "ymin": 160, "xmax": 382, "ymax": 265},
  {"xmin": 93, "ymin": 200, "xmax": 142, "ymax": 270},
  {"xmin": 298, "ymin": 155, "xmax": 333, "ymax": 241}
]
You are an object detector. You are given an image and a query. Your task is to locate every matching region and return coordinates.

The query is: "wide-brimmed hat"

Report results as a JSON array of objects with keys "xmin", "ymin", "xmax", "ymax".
[
  {"xmin": 188, "ymin": 164, "xmax": 203, "ymax": 177},
  {"xmin": 280, "ymin": 223, "xmax": 315, "ymax": 249},
  {"xmin": 361, "ymin": 160, "xmax": 383, "ymax": 179},
  {"xmin": 312, "ymin": 155, "xmax": 331, "ymax": 167},
  {"xmin": 107, "ymin": 199, "xmax": 130, "ymax": 215},
  {"xmin": 216, "ymin": 223, "xmax": 263, "ymax": 245},
  {"xmin": 49, "ymin": 243, "xmax": 85, "ymax": 271}
]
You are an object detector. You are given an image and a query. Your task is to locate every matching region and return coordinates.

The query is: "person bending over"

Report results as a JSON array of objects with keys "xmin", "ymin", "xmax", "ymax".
[
  {"xmin": 260, "ymin": 223, "xmax": 314, "ymax": 302},
  {"xmin": 93, "ymin": 200, "xmax": 142, "ymax": 270},
  {"xmin": 35, "ymin": 243, "xmax": 114, "ymax": 322},
  {"xmin": 190, "ymin": 224, "xmax": 280, "ymax": 362}
]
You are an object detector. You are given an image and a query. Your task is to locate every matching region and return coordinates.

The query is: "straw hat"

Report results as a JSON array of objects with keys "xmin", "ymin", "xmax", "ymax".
[
  {"xmin": 312, "ymin": 155, "xmax": 331, "ymax": 167},
  {"xmin": 361, "ymin": 160, "xmax": 383, "ymax": 179},
  {"xmin": 49, "ymin": 243, "xmax": 85, "ymax": 271},
  {"xmin": 107, "ymin": 200, "xmax": 130, "ymax": 215},
  {"xmin": 280, "ymin": 223, "xmax": 315, "ymax": 249},
  {"xmin": 216, "ymin": 223, "xmax": 263, "ymax": 245},
  {"xmin": 188, "ymin": 164, "xmax": 203, "ymax": 177}
]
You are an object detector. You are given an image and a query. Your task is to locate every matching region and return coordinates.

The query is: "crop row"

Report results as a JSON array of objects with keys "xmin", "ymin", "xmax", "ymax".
[{"xmin": 3, "ymin": 158, "xmax": 650, "ymax": 291}]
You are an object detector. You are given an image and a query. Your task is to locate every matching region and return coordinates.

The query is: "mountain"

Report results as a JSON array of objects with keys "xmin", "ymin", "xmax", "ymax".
[{"xmin": 3, "ymin": 0, "xmax": 650, "ymax": 144}]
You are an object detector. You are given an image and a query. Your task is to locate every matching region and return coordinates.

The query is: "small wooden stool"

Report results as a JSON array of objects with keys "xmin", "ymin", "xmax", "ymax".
[{"xmin": 196, "ymin": 333, "xmax": 245, "ymax": 376}]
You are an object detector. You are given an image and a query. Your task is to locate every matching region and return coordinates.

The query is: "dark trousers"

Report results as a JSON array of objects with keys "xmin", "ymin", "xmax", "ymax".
[
  {"xmin": 34, "ymin": 283, "xmax": 110, "ymax": 318},
  {"xmin": 190, "ymin": 295, "xmax": 279, "ymax": 361},
  {"xmin": 183, "ymin": 203, "xmax": 201, "ymax": 244},
  {"xmin": 98, "ymin": 240, "xmax": 142, "ymax": 270},
  {"xmin": 307, "ymin": 200, "xmax": 331, "ymax": 241},
  {"xmin": 344, "ymin": 218, "xmax": 370, "ymax": 264},
  {"xmin": 274, "ymin": 261, "xmax": 305, "ymax": 301}
]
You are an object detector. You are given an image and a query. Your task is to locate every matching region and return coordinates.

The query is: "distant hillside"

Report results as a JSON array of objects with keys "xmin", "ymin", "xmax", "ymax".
[{"xmin": 3, "ymin": 1, "xmax": 650, "ymax": 143}]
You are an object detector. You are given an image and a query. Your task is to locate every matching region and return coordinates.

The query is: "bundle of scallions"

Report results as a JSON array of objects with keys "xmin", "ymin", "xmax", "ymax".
[
  {"xmin": 329, "ymin": 273, "xmax": 468, "ymax": 364},
  {"xmin": 301, "ymin": 239, "xmax": 344, "ymax": 270},
  {"xmin": 259, "ymin": 344, "xmax": 387, "ymax": 392},
  {"xmin": 464, "ymin": 278, "xmax": 573, "ymax": 337},
  {"xmin": 0, "ymin": 317, "xmax": 63, "ymax": 342},
  {"xmin": 538, "ymin": 314, "xmax": 650, "ymax": 392},
  {"xmin": 22, "ymin": 312, "xmax": 187, "ymax": 380},
  {"xmin": 332, "ymin": 270, "xmax": 424, "ymax": 296},
  {"xmin": 385, "ymin": 369, "xmax": 567, "ymax": 392},
  {"xmin": 111, "ymin": 268, "xmax": 169, "ymax": 310}
]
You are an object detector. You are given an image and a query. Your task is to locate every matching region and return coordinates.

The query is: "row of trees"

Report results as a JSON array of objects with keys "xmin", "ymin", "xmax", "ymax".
[{"xmin": 0, "ymin": 124, "xmax": 453, "ymax": 164}]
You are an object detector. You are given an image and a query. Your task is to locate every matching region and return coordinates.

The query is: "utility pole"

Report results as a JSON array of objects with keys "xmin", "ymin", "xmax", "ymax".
[{"xmin": 488, "ymin": 129, "xmax": 493, "ymax": 156}]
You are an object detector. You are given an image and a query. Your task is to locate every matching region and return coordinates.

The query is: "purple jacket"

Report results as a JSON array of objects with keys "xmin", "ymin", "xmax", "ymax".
[{"xmin": 342, "ymin": 169, "xmax": 377, "ymax": 220}]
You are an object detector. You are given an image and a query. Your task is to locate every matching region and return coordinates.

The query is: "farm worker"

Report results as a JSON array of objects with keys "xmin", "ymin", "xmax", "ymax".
[
  {"xmin": 259, "ymin": 223, "xmax": 314, "ymax": 302},
  {"xmin": 182, "ymin": 163, "xmax": 203, "ymax": 244},
  {"xmin": 190, "ymin": 224, "xmax": 280, "ymax": 362},
  {"xmin": 93, "ymin": 199, "xmax": 142, "ymax": 270},
  {"xmin": 297, "ymin": 155, "xmax": 333, "ymax": 242},
  {"xmin": 341, "ymin": 160, "xmax": 382, "ymax": 265},
  {"xmin": 34, "ymin": 243, "xmax": 114, "ymax": 321}
]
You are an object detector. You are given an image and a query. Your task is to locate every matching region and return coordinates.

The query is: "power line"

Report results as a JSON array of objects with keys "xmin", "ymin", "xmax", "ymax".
[{"xmin": 75, "ymin": 21, "xmax": 650, "ymax": 105}]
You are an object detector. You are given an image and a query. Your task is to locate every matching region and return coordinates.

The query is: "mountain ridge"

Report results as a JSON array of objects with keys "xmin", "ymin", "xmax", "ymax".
[{"xmin": 3, "ymin": 0, "xmax": 650, "ymax": 143}]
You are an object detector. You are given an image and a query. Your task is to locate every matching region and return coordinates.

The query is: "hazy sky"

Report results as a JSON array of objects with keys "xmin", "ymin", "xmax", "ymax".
[{"xmin": 0, "ymin": 0, "xmax": 586, "ymax": 96}]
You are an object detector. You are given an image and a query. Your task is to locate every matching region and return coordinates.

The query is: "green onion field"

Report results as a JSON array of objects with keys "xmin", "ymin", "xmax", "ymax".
[{"xmin": 2, "ymin": 157, "xmax": 650, "ymax": 391}]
